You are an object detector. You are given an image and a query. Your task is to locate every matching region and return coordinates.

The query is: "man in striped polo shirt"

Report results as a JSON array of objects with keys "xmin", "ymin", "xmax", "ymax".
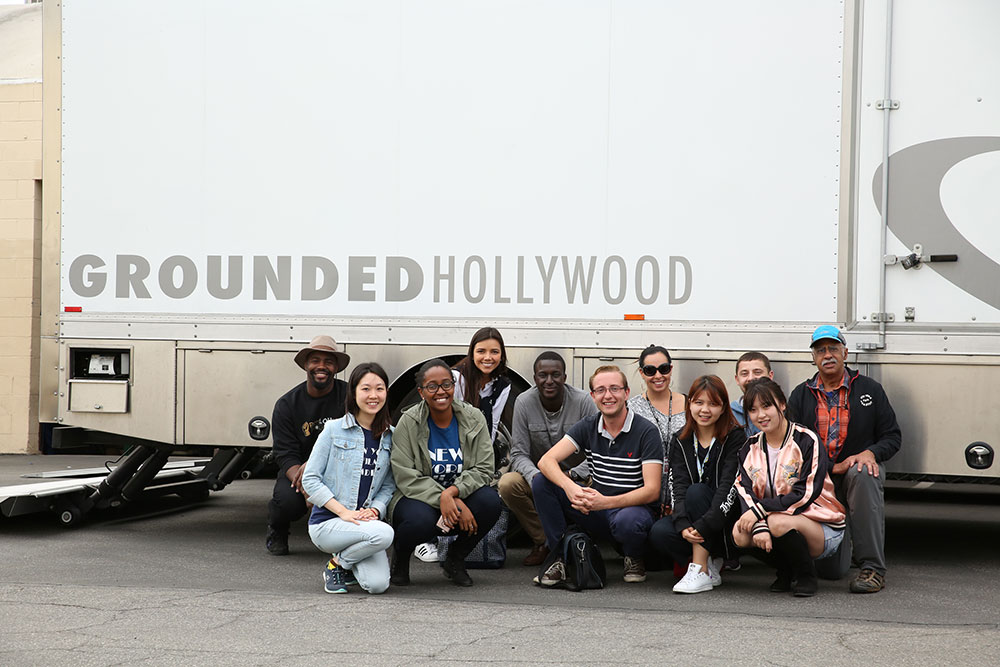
[{"xmin": 531, "ymin": 365, "xmax": 665, "ymax": 585}]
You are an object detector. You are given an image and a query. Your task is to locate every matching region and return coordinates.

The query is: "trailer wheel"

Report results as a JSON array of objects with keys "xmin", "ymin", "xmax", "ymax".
[{"xmin": 57, "ymin": 505, "xmax": 83, "ymax": 528}]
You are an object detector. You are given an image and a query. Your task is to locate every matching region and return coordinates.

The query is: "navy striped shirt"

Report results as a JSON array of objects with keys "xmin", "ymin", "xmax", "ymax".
[{"xmin": 565, "ymin": 409, "xmax": 664, "ymax": 496}]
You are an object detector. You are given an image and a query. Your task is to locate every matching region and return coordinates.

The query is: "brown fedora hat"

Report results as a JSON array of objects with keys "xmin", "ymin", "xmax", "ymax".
[{"xmin": 293, "ymin": 335, "xmax": 350, "ymax": 371}]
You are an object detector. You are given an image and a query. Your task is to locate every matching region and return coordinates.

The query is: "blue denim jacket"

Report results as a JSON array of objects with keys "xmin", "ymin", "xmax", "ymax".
[{"xmin": 302, "ymin": 413, "xmax": 396, "ymax": 518}]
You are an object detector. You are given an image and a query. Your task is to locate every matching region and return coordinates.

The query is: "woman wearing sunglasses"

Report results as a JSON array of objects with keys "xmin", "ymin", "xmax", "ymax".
[
  {"xmin": 627, "ymin": 345, "xmax": 688, "ymax": 513},
  {"xmin": 387, "ymin": 359, "xmax": 502, "ymax": 587}
]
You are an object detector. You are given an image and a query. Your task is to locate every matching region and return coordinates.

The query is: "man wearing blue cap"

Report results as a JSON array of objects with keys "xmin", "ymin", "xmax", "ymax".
[{"xmin": 787, "ymin": 325, "xmax": 901, "ymax": 593}]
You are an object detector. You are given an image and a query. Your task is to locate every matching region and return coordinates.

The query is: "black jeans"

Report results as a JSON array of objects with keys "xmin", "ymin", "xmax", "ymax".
[
  {"xmin": 648, "ymin": 483, "xmax": 726, "ymax": 564},
  {"xmin": 267, "ymin": 474, "xmax": 308, "ymax": 531},
  {"xmin": 392, "ymin": 486, "xmax": 502, "ymax": 559}
]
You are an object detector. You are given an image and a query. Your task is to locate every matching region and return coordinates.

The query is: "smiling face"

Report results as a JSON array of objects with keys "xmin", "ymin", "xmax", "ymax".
[
  {"xmin": 736, "ymin": 359, "xmax": 772, "ymax": 393},
  {"xmin": 590, "ymin": 370, "xmax": 630, "ymax": 419},
  {"xmin": 748, "ymin": 396, "xmax": 786, "ymax": 438},
  {"xmin": 418, "ymin": 365, "xmax": 455, "ymax": 417},
  {"xmin": 811, "ymin": 340, "xmax": 847, "ymax": 385},
  {"xmin": 354, "ymin": 372, "xmax": 387, "ymax": 421},
  {"xmin": 473, "ymin": 338, "xmax": 503, "ymax": 378},
  {"xmin": 689, "ymin": 390, "xmax": 724, "ymax": 429},
  {"xmin": 304, "ymin": 351, "xmax": 339, "ymax": 394},
  {"xmin": 534, "ymin": 359, "xmax": 567, "ymax": 402},
  {"xmin": 639, "ymin": 351, "xmax": 672, "ymax": 396}
]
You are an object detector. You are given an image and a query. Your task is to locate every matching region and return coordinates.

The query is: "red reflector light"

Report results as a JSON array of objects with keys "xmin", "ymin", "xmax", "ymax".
[{"xmin": 64, "ymin": 306, "xmax": 83, "ymax": 312}]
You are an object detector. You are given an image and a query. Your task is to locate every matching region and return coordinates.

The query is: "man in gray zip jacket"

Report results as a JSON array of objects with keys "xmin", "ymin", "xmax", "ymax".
[{"xmin": 498, "ymin": 351, "xmax": 596, "ymax": 566}]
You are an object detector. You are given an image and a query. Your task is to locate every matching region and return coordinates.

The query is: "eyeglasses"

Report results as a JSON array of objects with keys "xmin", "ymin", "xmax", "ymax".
[
  {"xmin": 811, "ymin": 344, "xmax": 843, "ymax": 356},
  {"xmin": 640, "ymin": 363, "xmax": 672, "ymax": 377},
  {"xmin": 534, "ymin": 371, "xmax": 564, "ymax": 382},
  {"xmin": 591, "ymin": 385, "xmax": 625, "ymax": 396},
  {"xmin": 420, "ymin": 381, "xmax": 454, "ymax": 393}
]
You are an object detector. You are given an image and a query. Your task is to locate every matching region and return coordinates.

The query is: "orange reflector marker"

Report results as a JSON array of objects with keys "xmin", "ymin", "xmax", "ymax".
[
  {"xmin": 624, "ymin": 314, "xmax": 645, "ymax": 321},
  {"xmin": 64, "ymin": 306, "xmax": 83, "ymax": 312}
]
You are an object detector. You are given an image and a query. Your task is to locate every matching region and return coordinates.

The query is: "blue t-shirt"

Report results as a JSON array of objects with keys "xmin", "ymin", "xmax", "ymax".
[
  {"xmin": 564, "ymin": 409, "xmax": 663, "ymax": 497},
  {"xmin": 428, "ymin": 415, "xmax": 463, "ymax": 487},
  {"xmin": 355, "ymin": 427, "xmax": 379, "ymax": 509}
]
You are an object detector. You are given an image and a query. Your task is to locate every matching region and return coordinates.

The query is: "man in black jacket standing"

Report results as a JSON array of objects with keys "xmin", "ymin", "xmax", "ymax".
[
  {"xmin": 266, "ymin": 335, "xmax": 350, "ymax": 555},
  {"xmin": 787, "ymin": 326, "xmax": 901, "ymax": 593}
]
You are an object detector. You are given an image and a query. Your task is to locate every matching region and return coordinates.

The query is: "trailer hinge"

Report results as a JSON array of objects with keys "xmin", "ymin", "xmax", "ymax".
[
  {"xmin": 870, "ymin": 312, "xmax": 895, "ymax": 323},
  {"xmin": 875, "ymin": 99, "xmax": 899, "ymax": 110}
]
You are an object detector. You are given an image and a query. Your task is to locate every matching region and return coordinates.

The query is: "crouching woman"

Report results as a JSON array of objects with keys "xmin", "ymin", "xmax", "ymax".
[
  {"xmin": 732, "ymin": 378, "xmax": 846, "ymax": 597},
  {"xmin": 302, "ymin": 362, "xmax": 396, "ymax": 594},
  {"xmin": 388, "ymin": 359, "xmax": 502, "ymax": 587}
]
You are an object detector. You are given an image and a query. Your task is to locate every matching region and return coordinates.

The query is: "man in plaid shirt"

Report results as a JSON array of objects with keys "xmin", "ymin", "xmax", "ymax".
[{"xmin": 787, "ymin": 326, "xmax": 901, "ymax": 593}]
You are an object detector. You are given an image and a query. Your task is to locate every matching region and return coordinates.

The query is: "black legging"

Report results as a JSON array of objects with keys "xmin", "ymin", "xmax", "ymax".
[
  {"xmin": 392, "ymin": 486, "xmax": 502, "ymax": 559},
  {"xmin": 648, "ymin": 483, "xmax": 729, "ymax": 564}
]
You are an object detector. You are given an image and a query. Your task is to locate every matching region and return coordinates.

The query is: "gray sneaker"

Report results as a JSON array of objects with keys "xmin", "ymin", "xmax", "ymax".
[
  {"xmin": 623, "ymin": 556, "xmax": 647, "ymax": 583},
  {"xmin": 323, "ymin": 561, "xmax": 348, "ymax": 594},
  {"xmin": 533, "ymin": 558, "xmax": 566, "ymax": 587}
]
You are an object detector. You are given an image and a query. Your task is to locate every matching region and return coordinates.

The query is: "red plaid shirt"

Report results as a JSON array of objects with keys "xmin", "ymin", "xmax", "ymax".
[{"xmin": 806, "ymin": 372, "xmax": 850, "ymax": 462}]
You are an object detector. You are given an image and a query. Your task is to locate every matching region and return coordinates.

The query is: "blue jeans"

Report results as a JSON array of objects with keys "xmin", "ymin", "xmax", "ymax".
[
  {"xmin": 531, "ymin": 474, "xmax": 654, "ymax": 558},
  {"xmin": 308, "ymin": 518, "xmax": 394, "ymax": 594},
  {"xmin": 391, "ymin": 486, "xmax": 502, "ymax": 559}
]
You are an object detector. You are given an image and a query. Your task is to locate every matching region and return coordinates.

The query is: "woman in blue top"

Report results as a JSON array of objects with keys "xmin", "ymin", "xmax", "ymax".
[{"xmin": 302, "ymin": 362, "xmax": 396, "ymax": 594}]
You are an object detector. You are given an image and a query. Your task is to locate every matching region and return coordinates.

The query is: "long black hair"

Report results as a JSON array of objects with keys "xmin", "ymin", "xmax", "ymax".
[
  {"xmin": 345, "ymin": 362, "xmax": 391, "ymax": 438},
  {"xmin": 453, "ymin": 327, "xmax": 508, "ymax": 407}
]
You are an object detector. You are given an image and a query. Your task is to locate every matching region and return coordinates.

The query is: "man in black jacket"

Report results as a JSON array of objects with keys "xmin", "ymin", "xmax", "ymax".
[
  {"xmin": 787, "ymin": 326, "xmax": 901, "ymax": 593},
  {"xmin": 266, "ymin": 335, "xmax": 350, "ymax": 555}
]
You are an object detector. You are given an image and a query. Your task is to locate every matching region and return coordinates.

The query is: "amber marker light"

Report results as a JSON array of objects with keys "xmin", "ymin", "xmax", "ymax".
[{"xmin": 624, "ymin": 314, "xmax": 645, "ymax": 321}]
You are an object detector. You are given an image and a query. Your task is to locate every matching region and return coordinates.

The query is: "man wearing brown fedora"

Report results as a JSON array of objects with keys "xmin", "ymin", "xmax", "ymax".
[{"xmin": 266, "ymin": 335, "xmax": 351, "ymax": 555}]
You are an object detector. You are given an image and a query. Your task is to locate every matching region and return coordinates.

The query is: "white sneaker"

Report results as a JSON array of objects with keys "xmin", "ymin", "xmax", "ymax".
[
  {"xmin": 414, "ymin": 541, "xmax": 439, "ymax": 563},
  {"xmin": 708, "ymin": 557, "xmax": 723, "ymax": 587},
  {"xmin": 673, "ymin": 563, "xmax": 714, "ymax": 594}
]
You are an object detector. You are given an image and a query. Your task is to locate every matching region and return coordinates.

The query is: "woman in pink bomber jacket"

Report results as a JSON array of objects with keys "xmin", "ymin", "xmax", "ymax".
[{"xmin": 732, "ymin": 378, "xmax": 846, "ymax": 597}]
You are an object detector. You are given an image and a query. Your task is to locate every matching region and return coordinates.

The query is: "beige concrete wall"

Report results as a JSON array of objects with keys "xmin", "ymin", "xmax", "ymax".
[{"xmin": 0, "ymin": 81, "xmax": 42, "ymax": 454}]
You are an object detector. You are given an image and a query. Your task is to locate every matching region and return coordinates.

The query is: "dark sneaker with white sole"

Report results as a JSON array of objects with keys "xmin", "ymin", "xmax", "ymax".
[{"xmin": 323, "ymin": 561, "xmax": 349, "ymax": 594}]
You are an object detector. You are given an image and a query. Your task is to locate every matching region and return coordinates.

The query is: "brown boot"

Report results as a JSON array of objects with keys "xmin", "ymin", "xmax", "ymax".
[{"xmin": 523, "ymin": 544, "xmax": 550, "ymax": 567}]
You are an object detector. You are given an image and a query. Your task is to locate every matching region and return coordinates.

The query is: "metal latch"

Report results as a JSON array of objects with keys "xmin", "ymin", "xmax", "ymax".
[
  {"xmin": 871, "ymin": 312, "xmax": 895, "ymax": 323},
  {"xmin": 875, "ymin": 99, "xmax": 900, "ymax": 110}
]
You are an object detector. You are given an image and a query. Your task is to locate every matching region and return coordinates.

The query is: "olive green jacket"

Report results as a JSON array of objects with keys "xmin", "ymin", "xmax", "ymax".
[{"xmin": 387, "ymin": 399, "xmax": 494, "ymax": 519}]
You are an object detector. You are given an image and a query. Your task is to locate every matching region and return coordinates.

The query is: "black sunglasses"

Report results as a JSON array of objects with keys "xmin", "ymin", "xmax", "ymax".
[{"xmin": 641, "ymin": 363, "xmax": 672, "ymax": 377}]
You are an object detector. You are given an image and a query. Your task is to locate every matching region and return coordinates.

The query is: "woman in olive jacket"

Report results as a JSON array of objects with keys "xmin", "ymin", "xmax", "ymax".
[{"xmin": 388, "ymin": 359, "xmax": 501, "ymax": 587}]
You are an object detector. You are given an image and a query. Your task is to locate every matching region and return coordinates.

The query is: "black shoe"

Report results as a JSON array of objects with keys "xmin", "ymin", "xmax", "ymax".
[
  {"xmin": 769, "ymin": 570, "xmax": 792, "ymax": 593},
  {"xmin": 265, "ymin": 525, "xmax": 289, "ymax": 556},
  {"xmin": 390, "ymin": 550, "xmax": 411, "ymax": 586},
  {"xmin": 441, "ymin": 557, "xmax": 474, "ymax": 587},
  {"xmin": 793, "ymin": 572, "xmax": 818, "ymax": 597}
]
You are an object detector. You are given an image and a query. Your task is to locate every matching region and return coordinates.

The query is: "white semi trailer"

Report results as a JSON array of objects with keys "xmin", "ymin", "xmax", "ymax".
[{"xmin": 28, "ymin": 0, "xmax": 1000, "ymax": 521}]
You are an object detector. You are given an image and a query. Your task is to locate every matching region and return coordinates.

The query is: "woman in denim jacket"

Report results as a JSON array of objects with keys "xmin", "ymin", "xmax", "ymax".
[{"xmin": 302, "ymin": 362, "xmax": 396, "ymax": 594}]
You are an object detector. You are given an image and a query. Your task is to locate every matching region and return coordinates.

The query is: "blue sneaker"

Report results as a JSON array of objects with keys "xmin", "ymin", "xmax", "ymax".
[
  {"xmin": 323, "ymin": 561, "xmax": 348, "ymax": 594},
  {"xmin": 344, "ymin": 568, "xmax": 358, "ymax": 587}
]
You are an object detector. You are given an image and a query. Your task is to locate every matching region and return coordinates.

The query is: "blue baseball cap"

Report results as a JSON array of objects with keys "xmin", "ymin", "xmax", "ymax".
[{"xmin": 810, "ymin": 325, "xmax": 846, "ymax": 347}]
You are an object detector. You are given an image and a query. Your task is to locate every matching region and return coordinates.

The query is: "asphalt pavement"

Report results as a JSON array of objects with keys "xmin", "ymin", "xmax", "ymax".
[{"xmin": 1, "ymin": 455, "xmax": 999, "ymax": 666}]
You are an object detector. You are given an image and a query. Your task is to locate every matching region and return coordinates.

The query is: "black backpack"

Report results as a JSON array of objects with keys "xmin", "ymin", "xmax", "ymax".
[{"xmin": 539, "ymin": 529, "xmax": 606, "ymax": 591}]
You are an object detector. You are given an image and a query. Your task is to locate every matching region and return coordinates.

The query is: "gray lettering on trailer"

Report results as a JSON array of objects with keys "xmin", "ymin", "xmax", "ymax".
[
  {"xmin": 207, "ymin": 255, "xmax": 241, "ymax": 299},
  {"xmin": 301, "ymin": 256, "xmax": 338, "ymax": 301},
  {"xmin": 253, "ymin": 256, "xmax": 290, "ymax": 301},
  {"xmin": 670, "ymin": 256, "xmax": 692, "ymax": 304},
  {"xmin": 535, "ymin": 256, "xmax": 558, "ymax": 304},
  {"xmin": 158, "ymin": 255, "xmax": 197, "ymax": 298},
  {"xmin": 65, "ymin": 253, "xmax": 696, "ymax": 308},
  {"xmin": 494, "ymin": 257, "xmax": 511, "ymax": 304},
  {"xmin": 434, "ymin": 255, "xmax": 455, "ymax": 303},
  {"xmin": 463, "ymin": 255, "xmax": 486, "ymax": 304},
  {"xmin": 562, "ymin": 256, "xmax": 597, "ymax": 304},
  {"xmin": 117, "ymin": 255, "xmax": 151, "ymax": 299},
  {"xmin": 385, "ymin": 256, "xmax": 422, "ymax": 302},
  {"xmin": 68, "ymin": 254, "xmax": 106, "ymax": 297},
  {"xmin": 516, "ymin": 256, "xmax": 533, "ymax": 304},
  {"xmin": 873, "ymin": 136, "xmax": 1000, "ymax": 310},
  {"xmin": 602, "ymin": 255, "xmax": 626, "ymax": 305},
  {"xmin": 348, "ymin": 256, "xmax": 376, "ymax": 302},
  {"xmin": 635, "ymin": 255, "xmax": 659, "ymax": 306}
]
